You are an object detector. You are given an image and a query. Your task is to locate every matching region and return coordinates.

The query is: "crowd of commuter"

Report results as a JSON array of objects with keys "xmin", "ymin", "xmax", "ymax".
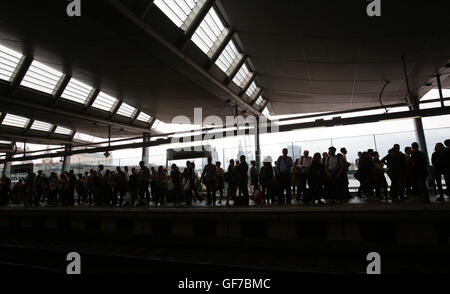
[{"xmin": 0, "ymin": 139, "xmax": 449, "ymax": 207}]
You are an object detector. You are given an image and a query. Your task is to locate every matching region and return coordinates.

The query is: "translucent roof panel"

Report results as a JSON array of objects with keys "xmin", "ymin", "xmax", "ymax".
[
  {"xmin": 255, "ymin": 96, "xmax": 264, "ymax": 106},
  {"xmin": 137, "ymin": 112, "xmax": 152, "ymax": 123},
  {"xmin": 215, "ymin": 39, "xmax": 240, "ymax": 74},
  {"xmin": 0, "ymin": 44, "xmax": 23, "ymax": 82},
  {"xmin": 54, "ymin": 126, "xmax": 73, "ymax": 136},
  {"xmin": 245, "ymin": 81, "xmax": 258, "ymax": 97},
  {"xmin": 21, "ymin": 60, "xmax": 64, "ymax": 94},
  {"xmin": 116, "ymin": 102, "xmax": 137, "ymax": 118},
  {"xmin": 191, "ymin": 7, "xmax": 226, "ymax": 54},
  {"xmin": 91, "ymin": 91, "xmax": 118, "ymax": 112},
  {"xmin": 154, "ymin": 0, "xmax": 200, "ymax": 29},
  {"xmin": 232, "ymin": 63, "xmax": 252, "ymax": 88},
  {"xmin": 2, "ymin": 114, "xmax": 30, "ymax": 128},
  {"xmin": 30, "ymin": 120, "xmax": 53, "ymax": 132},
  {"xmin": 61, "ymin": 77, "xmax": 93, "ymax": 104}
]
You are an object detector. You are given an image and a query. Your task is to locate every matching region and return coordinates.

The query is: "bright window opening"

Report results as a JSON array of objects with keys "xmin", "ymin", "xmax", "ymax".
[
  {"xmin": 31, "ymin": 120, "xmax": 53, "ymax": 132},
  {"xmin": 154, "ymin": 0, "xmax": 202, "ymax": 29},
  {"xmin": 21, "ymin": 60, "xmax": 63, "ymax": 94},
  {"xmin": 2, "ymin": 114, "xmax": 30, "ymax": 128},
  {"xmin": 0, "ymin": 44, "xmax": 23, "ymax": 82},
  {"xmin": 116, "ymin": 102, "xmax": 137, "ymax": 118},
  {"xmin": 92, "ymin": 91, "xmax": 118, "ymax": 112},
  {"xmin": 137, "ymin": 112, "xmax": 152, "ymax": 123},
  {"xmin": 61, "ymin": 77, "xmax": 93, "ymax": 104},
  {"xmin": 215, "ymin": 39, "xmax": 240, "ymax": 74},
  {"xmin": 54, "ymin": 126, "xmax": 72, "ymax": 136},
  {"xmin": 232, "ymin": 63, "xmax": 252, "ymax": 88},
  {"xmin": 191, "ymin": 7, "xmax": 226, "ymax": 54},
  {"xmin": 262, "ymin": 107, "xmax": 270, "ymax": 117}
]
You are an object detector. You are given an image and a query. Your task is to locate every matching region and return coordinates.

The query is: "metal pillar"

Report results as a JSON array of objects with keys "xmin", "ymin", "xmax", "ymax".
[
  {"xmin": 255, "ymin": 117, "xmax": 261, "ymax": 170},
  {"xmin": 2, "ymin": 153, "xmax": 12, "ymax": 176},
  {"xmin": 142, "ymin": 133, "xmax": 150, "ymax": 165},
  {"xmin": 410, "ymin": 99, "xmax": 430, "ymax": 166},
  {"xmin": 62, "ymin": 144, "xmax": 72, "ymax": 173},
  {"xmin": 436, "ymin": 74, "xmax": 445, "ymax": 108}
]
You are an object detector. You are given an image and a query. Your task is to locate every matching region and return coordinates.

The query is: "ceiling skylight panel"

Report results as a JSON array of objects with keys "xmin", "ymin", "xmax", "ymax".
[
  {"xmin": 255, "ymin": 96, "xmax": 264, "ymax": 106},
  {"xmin": 31, "ymin": 120, "xmax": 53, "ymax": 132},
  {"xmin": 54, "ymin": 126, "xmax": 72, "ymax": 135},
  {"xmin": 116, "ymin": 102, "xmax": 137, "ymax": 118},
  {"xmin": 191, "ymin": 7, "xmax": 226, "ymax": 54},
  {"xmin": 21, "ymin": 60, "xmax": 63, "ymax": 94},
  {"xmin": 215, "ymin": 39, "xmax": 240, "ymax": 74},
  {"xmin": 92, "ymin": 91, "xmax": 118, "ymax": 112},
  {"xmin": 61, "ymin": 78, "xmax": 93, "ymax": 104},
  {"xmin": 2, "ymin": 114, "xmax": 30, "ymax": 128},
  {"xmin": 154, "ymin": 0, "xmax": 200, "ymax": 29},
  {"xmin": 137, "ymin": 112, "xmax": 152, "ymax": 123},
  {"xmin": 232, "ymin": 63, "xmax": 252, "ymax": 88},
  {"xmin": 0, "ymin": 44, "xmax": 23, "ymax": 82},
  {"xmin": 245, "ymin": 81, "xmax": 258, "ymax": 97}
]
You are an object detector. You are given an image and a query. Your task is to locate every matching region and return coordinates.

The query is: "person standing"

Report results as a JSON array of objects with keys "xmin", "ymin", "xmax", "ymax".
[
  {"xmin": 324, "ymin": 147, "xmax": 345, "ymax": 203},
  {"xmin": 216, "ymin": 162, "xmax": 225, "ymax": 204},
  {"xmin": 202, "ymin": 156, "xmax": 217, "ymax": 206},
  {"xmin": 238, "ymin": 155, "xmax": 249, "ymax": 205},
  {"xmin": 129, "ymin": 168, "xmax": 139, "ymax": 206},
  {"xmin": 276, "ymin": 148, "xmax": 293, "ymax": 205},
  {"xmin": 309, "ymin": 153, "xmax": 324, "ymax": 204},
  {"xmin": 225, "ymin": 159, "xmax": 236, "ymax": 207},
  {"xmin": 182, "ymin": 161, "xmax": 194, "ymax": 207},
  {"xmin": 260, "ymin": 157, "xmax": 273, "ymax": 205},
  {"xmin": 138, "ymin": 161, "xmax": 151, "ymax": 205},
  {"xmin": 249, "ymin": 160, "xmax": 259, "ymax": 197},
  {"xmin": 298, "ymin": 150, "xmax": 312, "ymax": 202},
  {"xmin": 410, "ymin": 142, "xmax": 430, "ymax": 203},
  {"xmin": 170, "ymin": 164, "xmax": 183, "ymax": 206},
  {"xmin": 431, "ymin": 143, "xmax": 448, "ymax": 201}
]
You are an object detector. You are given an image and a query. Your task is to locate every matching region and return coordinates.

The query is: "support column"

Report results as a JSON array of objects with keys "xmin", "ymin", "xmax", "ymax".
[
  {"xmin": 255, "ymin": 117, "xmax": 261, "ymax": 170},
  {"xmin": 2, "ymin": 153, "xmax": 12, "ymax": 176},
  {"xmin": 142, "ymin": 133, "xmax": 150, "ymax": 165},
  {"xmin": 410, "ymin": 98, "xmax": 430, "ymax": 167},
  {"xmin": 62, "ymin": 144, "xmax": 72, "ymax": 173}
]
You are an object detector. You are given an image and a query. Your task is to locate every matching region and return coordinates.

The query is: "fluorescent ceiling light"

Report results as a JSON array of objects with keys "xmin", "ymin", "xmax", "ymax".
[
  {"xmin": 116, "ymin": 102, "xmax": 137, "ymax": 118},
  {"xmin": 61, "ymin": 77, "xmax": 93, "ymax": 104},
  {"xmin": 92, "ymin": 91, "xmax": 118, "ymax": 112},
  {"xmin": 31, "ymin": 120, "xmax": 53, "ymax": 132},
  {"xmin": 21, "ymin": 60, "xmax": 63, "ymax": 94},
  {"xmin": 2, "ymin": 114, "xmax": 30, "ymax": 128},
  {"xmin": 191, "ymin": 7, "xmax": 226, "ymax": 54},
  {"xmin": 0, "ymin": 44, "xmax": 23, "ymax": 82},
  {"xmin": 54, "ymin": 126, "xmax": 73, "ymax": 135}
]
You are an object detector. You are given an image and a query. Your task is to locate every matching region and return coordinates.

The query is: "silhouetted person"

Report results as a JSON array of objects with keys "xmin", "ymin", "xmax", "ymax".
[
  {"xmin": 138, "ymin": 161, "xmax": 150, "ymax": 205},
  {"xmin": 276, "ymin": 148, "xmax": 293, "ymax": 205},
  {"xmin": 202, "ymin": 156, "xmax": 217, "ymax": 206},
  {"xmin": 410, "ymin": 142, "xmax": 430, "ymax": 203},
  {"xmin": 238, "ymin": 155, "xmax": 249, "ymax": 205},
  {"xmin": 260, "ymin": 157, "xmax": 273, "ymax": 205},
  {"xmin": 309, "ymin": 153, "xmax": 324, "ymax": 204},
  {"xmin": 432, "ymin": 143, "xmax": 448, "ymax": 201},
  {"xmin": 324, "ymin": 147, "xmax": 345, "ymax": 203}
]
